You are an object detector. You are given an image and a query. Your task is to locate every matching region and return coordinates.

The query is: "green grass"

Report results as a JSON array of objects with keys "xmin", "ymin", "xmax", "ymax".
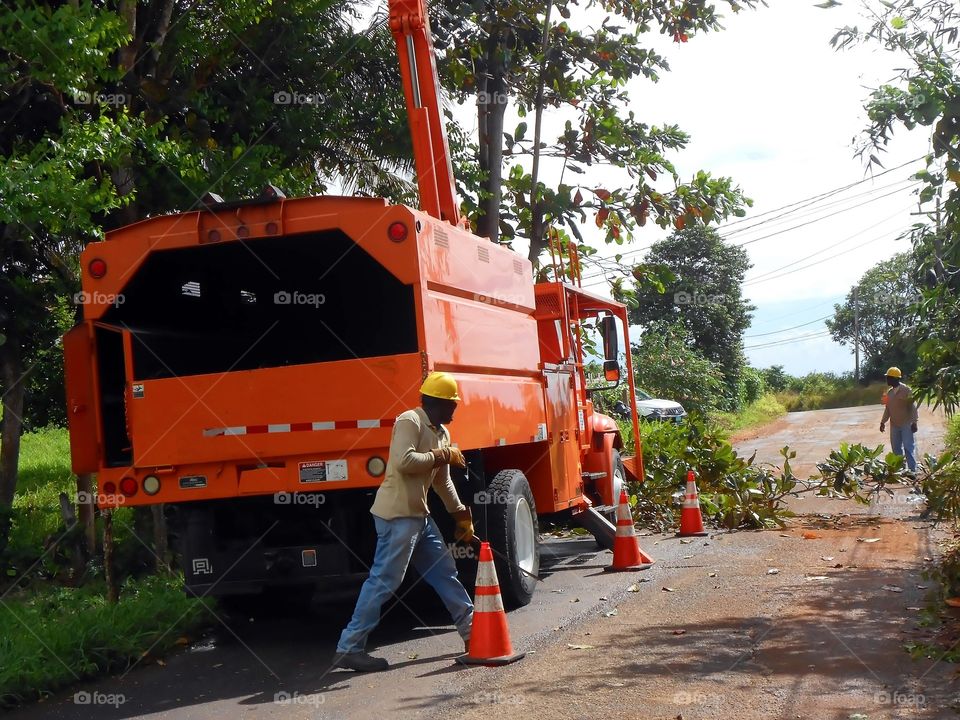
[
  {"xmin": 0, "ymin": 574, "xmax": 211, "ymax": 707},
  {"xmin": 711, "ymin": 394, "xmax": 787, "ymax": 435},
  {"xmin": 8, "ymin": 429, "xmax": 136, "ymax": 569},
  {"xmin": 10, "ymin": 429, "xmax": 75, "ymax": 556},
  {"xmin": 1, "ymin": 428, "xmax": 210, "ymax": 708},
  {"xmin": 775, "ymin": 381, "xmax": 887, "ymax": 412}
]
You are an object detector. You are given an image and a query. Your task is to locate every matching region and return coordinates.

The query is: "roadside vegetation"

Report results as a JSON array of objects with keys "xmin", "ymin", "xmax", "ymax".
[{"xmin": 0, "ymin": 429, "xmax": 211, "ymax": 708}]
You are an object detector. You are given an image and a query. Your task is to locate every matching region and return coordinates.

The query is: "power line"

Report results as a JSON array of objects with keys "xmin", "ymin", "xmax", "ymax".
[
  {"xmin": 743, "ymin": 222, "xmax": 913, "ymax": 287},
  {"xmin": 579, "ymin": 178, "xmax": 921, "ymax": 286},
  {"xmin": 721, "ymin": 176, "xmax": 916, "ymax": 241},
  {"xmin": 577, "ymin": 158, "xmax": 924, "ymax": 282},
  {"xmin": 744, "ymin": 330, "xmax": 833, "ymax": 351},
  {"xmin": 712, "ymin": 155, "xmax": 924, "ymax": 233},
  {"xmin": 747, "ymin": 297, "xmax": 840, "ymax": 327},
  {"xmin": 731, "ymin": 182, "xmax": 921, "ymax": 248},
  {"xmin": 744, "ymin": 314, "xmax": 832, "ymax": 339},
  {"xmin": 743, "ymin": 204, "xmax": 914, "ymax": 284}
]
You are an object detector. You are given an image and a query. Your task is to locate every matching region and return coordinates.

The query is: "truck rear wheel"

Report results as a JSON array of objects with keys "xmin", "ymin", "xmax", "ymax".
[{"xmin": 484, "ymin": 469, "xmax": 539, "ymax": 608}]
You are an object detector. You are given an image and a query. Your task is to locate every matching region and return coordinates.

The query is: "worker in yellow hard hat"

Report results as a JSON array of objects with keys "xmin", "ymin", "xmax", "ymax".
[
  {"xmin": 879, "ymin": 366, "xmax": 918, "ymax": 472},
  {"xmin": 333, "ymin": 371, "xmax": 475, "ymax": 672}
]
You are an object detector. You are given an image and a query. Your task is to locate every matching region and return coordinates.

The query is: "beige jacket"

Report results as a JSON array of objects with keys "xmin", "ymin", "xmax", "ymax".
[
  {"xmin": 881, "ymin": 383, "xmax": 919, "ymax": 427},
  {"xmin": 370, "ymin": 407, "xmax": 466, "ymax": 520}
]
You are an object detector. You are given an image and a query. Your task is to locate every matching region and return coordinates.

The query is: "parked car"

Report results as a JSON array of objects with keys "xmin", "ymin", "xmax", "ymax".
[
  {"xmin": 614, "ymin": 389, "xmax": 686, "ymax": 422},
  {"xmin": 636, "ymin": 389, "xmax": 686, "ymax": 422}
]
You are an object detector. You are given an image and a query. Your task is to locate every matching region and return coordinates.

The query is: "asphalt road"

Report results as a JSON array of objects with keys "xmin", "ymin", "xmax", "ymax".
[{"xmin": 12, "ymin": 404, "xmax": 955, "ymax": 720}]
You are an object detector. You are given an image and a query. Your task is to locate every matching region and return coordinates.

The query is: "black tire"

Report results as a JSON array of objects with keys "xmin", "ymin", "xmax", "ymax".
[{"xmin": 484, "ymin": 469, "xmax": 539, "ymax": 608}]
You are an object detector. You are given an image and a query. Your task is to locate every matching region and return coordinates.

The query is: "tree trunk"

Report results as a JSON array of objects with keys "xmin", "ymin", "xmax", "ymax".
[
  {"xmin": 76, "ymin": 473, "xmax": 96, "ymax": 555},
  {"xmin": 0, "ymin": 331, "xmax": 25, "ymax": 555},
  {"xmin": 476, "ymin": 30, "xmax": 507, "ymax": 244},
  {"xmin": 103, "ymin": 508, "xmax": 118, "ymax": 603},
  {"xmin": 151, "ymin": 504, "xmax": 169, "ymax": 573}
]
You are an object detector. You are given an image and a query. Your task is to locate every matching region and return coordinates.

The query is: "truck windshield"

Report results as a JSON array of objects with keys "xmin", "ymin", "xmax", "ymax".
[{"xmin": 99, "ymin": 230, "xmax": 417, "ymax": 379}]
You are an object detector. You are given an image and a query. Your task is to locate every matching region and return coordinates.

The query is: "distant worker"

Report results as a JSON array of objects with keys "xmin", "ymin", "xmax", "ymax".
[
  {"xmin": 332, "ymin": 371, "xmax": 475, "ymax": 672},
  {"xmin": 879, "ymin": 366, "xmax": 918, "ymax": 472}
]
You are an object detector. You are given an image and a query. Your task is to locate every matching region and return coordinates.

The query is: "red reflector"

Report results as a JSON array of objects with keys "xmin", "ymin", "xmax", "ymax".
[
  {"xmin": 387, "ymin": 221, "xmax": 408, "ymax": 242},
  {"xmin": 119, "ymin": 477, "xmax": 138, "ymax": 497},
  {"xmin": 103, "ymin": 481, "xmax": 117, "ymax": 495},
  {"xmin": 88, "ymin": 258, "xmax": 107, "ymax": 279}
]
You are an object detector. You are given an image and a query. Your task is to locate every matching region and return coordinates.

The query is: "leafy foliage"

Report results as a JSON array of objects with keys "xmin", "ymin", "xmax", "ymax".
[
  {"xmin": 433, "ymin": 0, "xmax": 758, "ymax": 258},
  {"xmin": 628, "ymin": 227, "xmax": 754, "ymax": 407},
  {"xmin": 830, "ymin": 0, "xmax": 960, "ymax": 411},
  {"xmin": 826, "ymin": 252, "xmax": 919, "ymax": 379},
  {"xmin": 632, "ymin": 322, "xmax": 726, "ymax": 413}
]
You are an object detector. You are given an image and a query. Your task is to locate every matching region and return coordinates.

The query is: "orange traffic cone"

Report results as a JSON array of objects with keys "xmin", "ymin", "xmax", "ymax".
[
  {"xmin": 677, "ymin": 470, "xmax": 709, "ymax": 537},
  {"xmin": 456, "ymin": 542, "xmax": 525, "ymax": 666},
  {"xmin": 604, "ymin": 489, "xmax": 655, "ymax": 572}
]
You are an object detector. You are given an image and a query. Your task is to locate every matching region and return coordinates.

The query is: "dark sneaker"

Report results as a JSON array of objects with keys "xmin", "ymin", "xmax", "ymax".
[{"xmin": 332, "ymin": 651, "xmax": 388, "ymax": 672}]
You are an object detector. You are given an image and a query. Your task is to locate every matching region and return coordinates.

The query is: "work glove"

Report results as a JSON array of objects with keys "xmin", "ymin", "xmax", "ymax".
[
  {"xmin": 430, "ymin": 446, "xmax": 467, "ymax": 468},
  {"xmin": 452, "ymin": 508, "xmax": 475, "ymax": 543},
  {"xmin": 911, "ymin": 423, "xmax": 918, "ymax": 433},
  {"xmin": 879, "ymin": 423, "xmax": 885, "ymax": 432}
]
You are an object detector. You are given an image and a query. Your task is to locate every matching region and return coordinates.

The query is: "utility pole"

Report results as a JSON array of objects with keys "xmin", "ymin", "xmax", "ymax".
[{"xmin": 853, "ymin": 285, "xmax": 859, "ymax": 382}]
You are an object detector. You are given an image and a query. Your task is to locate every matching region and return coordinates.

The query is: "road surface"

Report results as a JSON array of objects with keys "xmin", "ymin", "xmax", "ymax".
[{"xmin": 14, "ymin": 405, "xmax": 955, "ymax": 719}]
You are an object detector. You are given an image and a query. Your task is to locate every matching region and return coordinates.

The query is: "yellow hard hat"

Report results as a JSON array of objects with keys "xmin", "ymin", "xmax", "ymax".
[
  {"xmin": 419, "ymin": 371, "xmax": 461, "ymax": 401},
  {"xmin": 885, "ymin": 366, "xmax": 902, "ymax": 378}
]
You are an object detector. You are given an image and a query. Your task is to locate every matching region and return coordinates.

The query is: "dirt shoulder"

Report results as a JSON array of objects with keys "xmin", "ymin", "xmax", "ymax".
[{"xmin": 428, "ymin": 406, "xmax": 955, "ymax": 720}]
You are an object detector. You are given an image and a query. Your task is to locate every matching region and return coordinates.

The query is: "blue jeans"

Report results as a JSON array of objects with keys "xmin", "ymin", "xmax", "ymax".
[
  {"xmin": 336, "ymin": 515, "xmax": 473, "ymax": 654},
  {"xmin": 889, "ymin": 423, "xmax": 917, "ymax": 472}
]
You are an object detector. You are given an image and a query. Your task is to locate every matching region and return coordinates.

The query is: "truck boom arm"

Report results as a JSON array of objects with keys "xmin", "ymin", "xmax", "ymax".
[{"xmin": 388, "ymin": 0, "xmax": 465, "ymax": 228}]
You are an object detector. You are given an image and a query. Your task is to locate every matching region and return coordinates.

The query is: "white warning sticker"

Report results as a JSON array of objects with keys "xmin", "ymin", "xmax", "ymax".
[
  {"xmin": 535, "ymin": 423, "xmax": 548, "ymax": 442},
  {"xmin": 325, "ymin": 460, "xmax": 348, "ymax": 481},
  {"xmin": 298, "ymin": 460, "xmax": 348, "ymax": 483}
]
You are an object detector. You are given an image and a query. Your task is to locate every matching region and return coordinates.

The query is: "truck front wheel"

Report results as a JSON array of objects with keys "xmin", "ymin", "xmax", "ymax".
[{"xmin": 484, "ymin": 469, "xmax": 539, "ymax": 608}]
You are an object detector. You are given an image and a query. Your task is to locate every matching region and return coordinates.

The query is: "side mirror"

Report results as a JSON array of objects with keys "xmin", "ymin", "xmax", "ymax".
[{"xmin": 600, "ymin": 315, "xmax": 619, "ymax": 360}]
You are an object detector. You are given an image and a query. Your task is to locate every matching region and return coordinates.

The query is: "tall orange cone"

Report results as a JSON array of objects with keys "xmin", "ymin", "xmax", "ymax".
[
  {"xmin": 604, "ymin": 489, "xmax": 655, "ymax": 572},
  {"xmin": 677, "ymin": 470, "xmax": 709, "ymax": 537},
  {"xmin": 456, "ymin": 542, "xmax": 525, "ymax": 666}
]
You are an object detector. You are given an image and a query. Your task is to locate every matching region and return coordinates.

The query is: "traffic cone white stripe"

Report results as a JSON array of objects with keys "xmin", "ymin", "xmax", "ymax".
[
  {"xmin": 615, "ymin": 525, "xmax": 635, "ymax": 537},
  {"xmin": 475, "ymin": 594, "xmax": 505, "ymax": 613}
]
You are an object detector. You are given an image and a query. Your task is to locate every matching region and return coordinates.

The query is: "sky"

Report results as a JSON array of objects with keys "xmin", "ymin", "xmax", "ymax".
[{"xmin": 450, "ymin": 0, "xmax": 931, "ymax": 376}]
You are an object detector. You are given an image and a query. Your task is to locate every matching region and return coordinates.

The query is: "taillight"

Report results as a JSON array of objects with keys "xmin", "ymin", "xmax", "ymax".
[
  {"xmin": 119, "ymin": 477, "xmax": 138, "ymax": 497},
  {"xmin": 103, "ymin": 481, "xmax": 117, "ymax": 495},
  {"xmin": 387, "ymin": 221, "xmax": 408, "ymax": 242},
  {"xmin": 88, "ymin": 258, "xmax": 107, "ymax": 278}
]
